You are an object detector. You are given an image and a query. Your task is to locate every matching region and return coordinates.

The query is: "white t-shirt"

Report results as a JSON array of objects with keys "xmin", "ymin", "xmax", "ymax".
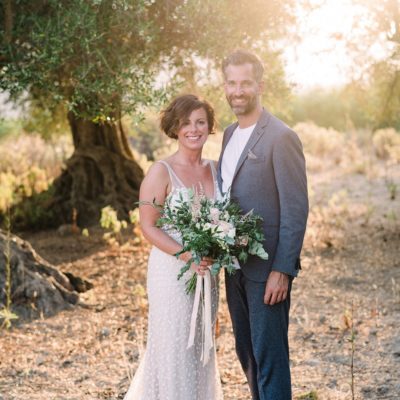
[{"xmin": 221, "ymin": 123, "xmax": 256, "ymax": 194}]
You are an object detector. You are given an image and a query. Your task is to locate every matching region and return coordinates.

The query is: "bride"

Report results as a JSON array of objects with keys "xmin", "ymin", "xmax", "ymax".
[{"xmin": 124, "ymin": 94, "xmax": 224, "ymax": 400}]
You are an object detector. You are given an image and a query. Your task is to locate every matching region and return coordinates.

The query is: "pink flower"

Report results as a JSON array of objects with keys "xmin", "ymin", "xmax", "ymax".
[
  {"xmin": 209, "ymin": 207, "xmax": 220, "ymax": 223},
  {"xmin": 236, "ymin": 235, "xmax": 249, "ymax": 246}
]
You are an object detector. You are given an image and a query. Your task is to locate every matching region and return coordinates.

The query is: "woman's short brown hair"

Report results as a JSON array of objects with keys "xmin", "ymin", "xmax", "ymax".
[{"xmin": 160, "ymin": 94, "xmax": 216, "ymax": 139}]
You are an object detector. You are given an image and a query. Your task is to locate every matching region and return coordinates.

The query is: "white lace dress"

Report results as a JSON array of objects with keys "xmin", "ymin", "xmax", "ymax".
[{"xmin": 124, "ymin": 160, "xmax": 224, "ymax": 400}]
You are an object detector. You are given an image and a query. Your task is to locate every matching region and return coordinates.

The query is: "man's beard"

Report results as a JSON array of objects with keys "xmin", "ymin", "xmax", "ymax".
[{"xmin": 227, "ymin": 94, "xmax": 258, "ymax": 116}]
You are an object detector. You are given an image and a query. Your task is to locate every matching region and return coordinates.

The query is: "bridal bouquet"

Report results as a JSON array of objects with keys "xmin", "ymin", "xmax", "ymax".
[{"xmin": 157, "ymin": 188, "xmax": 269, "ymax": 294}]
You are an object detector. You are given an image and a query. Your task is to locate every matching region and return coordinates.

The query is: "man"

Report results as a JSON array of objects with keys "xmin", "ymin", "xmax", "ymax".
[{"xmin": 218, "ymin": 49, "xmax": 308, "ymax": 399}]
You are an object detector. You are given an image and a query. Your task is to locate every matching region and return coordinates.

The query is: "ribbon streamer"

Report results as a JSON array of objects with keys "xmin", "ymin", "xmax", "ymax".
[{"xmin": 187, "ymin": 271, "xmax": 213, "ymax": 366}]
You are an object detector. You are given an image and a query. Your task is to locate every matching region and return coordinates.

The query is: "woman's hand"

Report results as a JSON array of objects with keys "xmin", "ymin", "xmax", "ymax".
[
  {"xmin": 193, "ymin": 256, "xmax": 214, "ymax": 276},
  {"xmin": 179, "ymin": 252, "xmax": 213, "ymax": 276}
]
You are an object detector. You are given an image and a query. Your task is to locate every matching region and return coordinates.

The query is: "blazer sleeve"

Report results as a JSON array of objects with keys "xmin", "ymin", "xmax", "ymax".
[{"xmin": 271, "ymin": 128, "xmax": 309, "ymax": 277}]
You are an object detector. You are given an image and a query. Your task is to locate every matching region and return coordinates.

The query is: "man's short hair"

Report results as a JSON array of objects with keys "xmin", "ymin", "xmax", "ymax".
[{"xmin": 222, "ymin": 49, "xmax": 264, "ymax": 82}]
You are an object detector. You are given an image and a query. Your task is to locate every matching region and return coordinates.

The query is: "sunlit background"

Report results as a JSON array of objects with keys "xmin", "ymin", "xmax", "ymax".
[
  {"xmin": 285, "ymin": 0, "xmax": 361, "ymax": 89},
  {"xmin": 0, "ymin": 2, "xmax": 399, "ymax": 399},
  {"xmin": 284, "ymin": 0, "xmax": 392, "ymax": 90}
]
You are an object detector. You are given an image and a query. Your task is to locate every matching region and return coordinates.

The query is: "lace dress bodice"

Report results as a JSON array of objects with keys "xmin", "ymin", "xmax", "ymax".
[{"xmin": 158, "ymin": 159, "xmax": 221, "ymax": 242}]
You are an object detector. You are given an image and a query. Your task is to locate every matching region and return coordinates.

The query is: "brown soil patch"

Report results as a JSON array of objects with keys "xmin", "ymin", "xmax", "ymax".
[{"xmin": 0, "ymin": 165, "xmax": 399, "ymax": 400}]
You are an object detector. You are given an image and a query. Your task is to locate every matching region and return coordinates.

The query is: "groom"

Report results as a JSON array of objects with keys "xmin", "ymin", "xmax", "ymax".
[{"xmin": 218, "ymin": 49, "xmax": 308, "ymax": 399}]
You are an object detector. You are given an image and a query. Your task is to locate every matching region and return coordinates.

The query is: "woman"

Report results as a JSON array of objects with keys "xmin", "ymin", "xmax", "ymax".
[{"xmin": 124, "ymin": 94, "xmax": 223, "ymax": 400}]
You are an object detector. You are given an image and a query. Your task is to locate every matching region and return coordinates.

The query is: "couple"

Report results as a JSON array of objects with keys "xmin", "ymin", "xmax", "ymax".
[{"xmin": 124, "ymin": 50, "xmax": 308, "ymax": 400}]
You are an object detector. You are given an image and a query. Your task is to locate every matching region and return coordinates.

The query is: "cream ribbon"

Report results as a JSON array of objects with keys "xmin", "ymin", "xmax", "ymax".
[
  {"xmin": 187, "ymin": 271, "xmax": 213, "ymax": 366},
  {"xmin": 186, "ymin": 257, "xmax": 240, "ymax": 365}
]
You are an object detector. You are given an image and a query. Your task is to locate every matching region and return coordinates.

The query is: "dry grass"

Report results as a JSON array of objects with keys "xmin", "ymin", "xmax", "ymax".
[{"xmin": 0, "ymin": 134, "xmax": 72, "ymax": 211}]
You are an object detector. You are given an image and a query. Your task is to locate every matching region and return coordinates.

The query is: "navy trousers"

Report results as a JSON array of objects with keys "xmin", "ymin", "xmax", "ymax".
[{"xmin": 225, "ymin": 269, "xmax": 292, "ymax": 400}]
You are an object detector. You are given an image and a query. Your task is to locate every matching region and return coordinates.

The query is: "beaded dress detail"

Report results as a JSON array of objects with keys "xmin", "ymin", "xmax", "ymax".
[{"xmin": 123, "ymin": 160, "xmax": 223, "ymax": 400}]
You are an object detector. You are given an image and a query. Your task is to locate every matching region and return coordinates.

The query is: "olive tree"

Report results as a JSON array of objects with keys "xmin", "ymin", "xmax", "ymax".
[{"xmin": 1, "ymin": 0, "xmax": 295, "ymax": 226}]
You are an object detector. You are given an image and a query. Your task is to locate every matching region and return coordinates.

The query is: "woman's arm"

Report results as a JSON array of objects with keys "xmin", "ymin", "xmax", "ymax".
[{"xmin": 139, "ymin": 162, "xmax": 186, "ymax": 258}]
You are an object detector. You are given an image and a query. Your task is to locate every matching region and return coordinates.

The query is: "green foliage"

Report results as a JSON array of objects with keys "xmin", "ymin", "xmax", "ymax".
[
  {"xmin": 1, "ymin": 0, "xmax": 295, "ymax": 124},
  {"xmin": 296, "ymin": 391, "xmax": 318, "ymax": 400},
  {"xmin": 129, "ymin": 208, "xmax": 140, "ymax": 225},
  {"xmin": 0, "ymin": 169, "xmax": 57, "ymax": 229},
  {"xmin": 0, "ymin": 118, "xmax": 23, "ymax": 140},
  {"xmin": 289, "ymin": 86, "xmax": 375, "ymax": 131},
  {"xmin": 22, "ymin": 102, "xmax": 70, "ymax": 139},
  {"xmin": 1, "ymin": 0, "xmax": 166, "ymax": 119},
  {"xmin": 100, "ymin": 205, "xmax": 128, "ymax": 245},
  {"xmin": 347, "ymin": 1, "xmax": 400, "ymax": 129},
  {"xmin": 0, "ymin": 307, "xmax": 19, "ymax": 329},
  {"xmin": 0, "ymin": 133, "xmax": 73, "ymax": 230},
  {"xmin": 366, "ymin": 61, "xmax": 400, "ymax": 129},
  {"xmin": 158, "ymin": 188, "xmax": 268, "ymax": 293},
  {"xmin": 10, "ymin": 186, "xmax": 57, "ymax": 230},
  {"xmin": 100, "ymin": 205, "xmax": 127, "ymax": 233}
]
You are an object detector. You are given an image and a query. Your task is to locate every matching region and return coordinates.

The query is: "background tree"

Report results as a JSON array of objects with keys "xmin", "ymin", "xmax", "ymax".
[
  {"xmin": 343, "ymin": 0, "xmax": 400, "ymax": 130},
  {"xmin": 363, "ymin": 0, "xmax": 400, "ymax": 129},
  {"xmin": 1, "ymin": 0, "xmax": 295, "ymax": 227}
]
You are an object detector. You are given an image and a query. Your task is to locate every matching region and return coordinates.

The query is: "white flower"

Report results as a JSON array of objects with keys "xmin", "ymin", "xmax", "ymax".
[
  {"xmin": 227, "ymin": 227, "xmax": 236, "ymax": 239},
  {"xmin": 203, "ymin": 222, "xmax": 213, "ymax": 231},
  {"xmin": 215, "ymin": 220, "xmax": 236, "ymax": 239}
]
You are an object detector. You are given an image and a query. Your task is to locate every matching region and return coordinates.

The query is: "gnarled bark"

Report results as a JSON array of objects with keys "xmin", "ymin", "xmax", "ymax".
[
  {"xmin": 50, "ymin": 112, "xmax": 144, "ymax": 227},
  {"xmin": 0, "ymin": 230, "xmax": 92, "ymax": 321}
]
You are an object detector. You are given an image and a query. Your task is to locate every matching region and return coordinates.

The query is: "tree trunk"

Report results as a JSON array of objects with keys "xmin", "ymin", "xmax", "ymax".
[
  {"xmin": 0, "ymin": 230, "xmax": 92, "ymax": 322},
  {"xmin": 51, "ymin": 111, "xmax": 144, "ymax": 227},
  {"xmin": 4, "ymin": 0, "xmax": 13, "ymax": 45}
]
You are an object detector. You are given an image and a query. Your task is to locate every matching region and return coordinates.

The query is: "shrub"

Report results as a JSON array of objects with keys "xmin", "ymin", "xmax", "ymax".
[
  {"xmin": 373, "ymin": 128, "xmax": 400, "ymax": 160},
  {"xmin": 293, "ymin": 122, "xmax": 345, "ymax": 164},
  {"xmin": 0, "ymin": 134, "xmax": 72, "ymax": 229}
]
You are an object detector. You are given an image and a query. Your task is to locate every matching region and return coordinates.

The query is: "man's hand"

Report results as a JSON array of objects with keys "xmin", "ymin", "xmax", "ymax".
[{"xmin": 264, "ymin": 271, "xmax": 289, "ymax": 305}]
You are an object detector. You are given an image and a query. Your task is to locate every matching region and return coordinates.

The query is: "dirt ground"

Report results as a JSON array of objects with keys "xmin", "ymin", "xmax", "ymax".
[{"xmin": 0, "ymin": 163, "xmax": 399, "ymax": 400}]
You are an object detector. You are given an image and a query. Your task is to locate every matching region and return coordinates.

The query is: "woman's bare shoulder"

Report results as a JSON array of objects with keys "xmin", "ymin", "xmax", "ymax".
[{"xmin": 141, "ymin": 161, "xmax": 170, "ymax": 189}]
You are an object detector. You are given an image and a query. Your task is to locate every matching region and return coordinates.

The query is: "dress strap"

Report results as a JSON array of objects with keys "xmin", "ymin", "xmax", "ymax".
[
  {"xmin": 207, "ymin": 160, "xmax": 219, "ymax": 201},
  {"xmin": 208, "ymin": 160, "xmax": 217, "ymax": 183},
  {"xmin": 157, "ymin": 160, "xmax": 185, "ymax": 189}
]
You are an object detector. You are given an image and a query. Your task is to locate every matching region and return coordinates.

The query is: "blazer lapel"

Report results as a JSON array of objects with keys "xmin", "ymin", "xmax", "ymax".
[{"xmin": 231, "ymin": 109, "xmax": 271, "ymax": 183}]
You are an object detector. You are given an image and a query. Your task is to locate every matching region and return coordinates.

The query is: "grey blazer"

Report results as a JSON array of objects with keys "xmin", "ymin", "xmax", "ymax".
[{"xmin": 217, "ymin": 109, "xmax": 309, "ymax": 282}]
